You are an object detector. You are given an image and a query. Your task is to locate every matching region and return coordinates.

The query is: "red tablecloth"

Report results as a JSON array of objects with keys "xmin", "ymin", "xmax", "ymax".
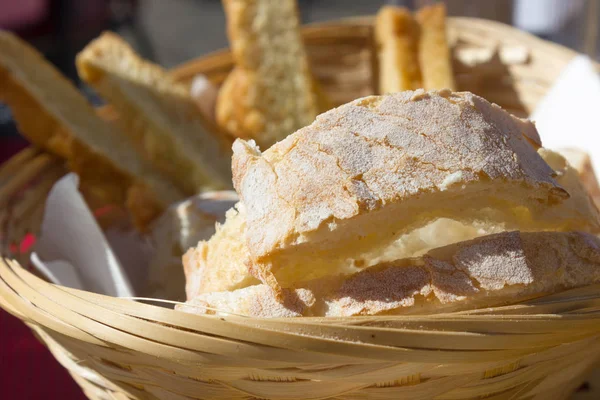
[{"xmin": 1, "ymin": 137, "xmax": 86, "ymax": 399}]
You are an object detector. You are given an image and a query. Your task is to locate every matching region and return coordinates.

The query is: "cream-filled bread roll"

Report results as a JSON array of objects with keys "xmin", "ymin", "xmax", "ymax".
[
  {"xmin": 230, "ymin": 90, "xmax": 599, "ymax": 293},
  {"xmin": 184, "ymin": 90, "xmax": 600, "ymax": 303}
]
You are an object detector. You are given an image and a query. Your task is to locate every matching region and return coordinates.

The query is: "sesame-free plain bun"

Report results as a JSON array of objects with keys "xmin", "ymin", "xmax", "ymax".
[
  {"xmin": 182, "ymin": 90, "xmax": 600, "ymax": 315},
  {"xmin": 230, "ymin": 90, "xmax": 598, "ymax": 293}
]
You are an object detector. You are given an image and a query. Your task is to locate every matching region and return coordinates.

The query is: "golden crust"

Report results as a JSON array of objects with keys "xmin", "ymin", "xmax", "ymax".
[
  {"xmin": 216, "ymin": 0, "xmax": 325, "ymax": 148},
  {"xmin": 76, "ymin": 32, "xmax": 233, "ymax": 195},
  {"xmin": 415, "ymin": 4, "xmax": 456, "ymax": 90},
  {"xmin": 232, "ymin": 90, "xmax": 594, "ymax": 291},
  {"xmin": 180, "ymin": 146, "xmax": 600, "ymax": 298},
  {"xmin": 180, "ymin": 231, "xmax": 600, "ymax": 317},
  {"xmin": 216, "ymin": 68, "xmax": 257, "ymax": 139},
  {"xmin": 186, "ymin": 92, "xmax": 600, "ymax": 310},
  {"xmin": 375, "ymin": 6, "xmax": 422, "ymax": 93},
  {"xmin": 0, "ymin": 31, "xmax": 184, "ymax": 229}
]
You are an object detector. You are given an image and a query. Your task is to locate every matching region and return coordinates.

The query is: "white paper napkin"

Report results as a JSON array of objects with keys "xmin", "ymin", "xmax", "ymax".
[
  {"xmin": 32, "ymin": 173, "xmax": 135, "ymax": 297},
  {"xmin": 31, "ymin": 172, "xmax": 237, "ymax": 300},
  {"xmin": 531, "ymin": 55, "xmax": 600, "ymax": 170},
  {"xmin": 30, "ymin": 254, "xmax": 86, "ymax": 291}
]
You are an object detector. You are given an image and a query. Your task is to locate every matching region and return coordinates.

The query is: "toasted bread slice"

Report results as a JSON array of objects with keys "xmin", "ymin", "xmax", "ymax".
[
  {"xmin": 215, "ymin": 0, "xmax": 325, "ymax": 148},
  {"xmin": 179, "ymin": 231, "xmax": 600, "ymax": 317},
  {"xmin": 231, "ymin": 90, "xmax": 600, "ymax": 293},
  {"xmin": 0, "ymin": 31, "xmax": 184, "ymax": 228},
  {"xmin": 415, "ymin": 4, "xmax": 456, "ymax": 90},
  {"xmin": 375, "ymin": 6, "xmax": 422, "ymax": 93},
  {"xmin": 77, "ymin": 32, "xmax": 233, "ymax": 195}
]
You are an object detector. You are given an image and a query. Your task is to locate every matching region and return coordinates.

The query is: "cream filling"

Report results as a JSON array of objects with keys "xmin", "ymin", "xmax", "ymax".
[
  {"xmin": 255, "ymin": 149, "xmax": 600, "ymax": 289},
  {"xmin": 189, "ymin": 151, "xmax": 599, "ymax": 297}
]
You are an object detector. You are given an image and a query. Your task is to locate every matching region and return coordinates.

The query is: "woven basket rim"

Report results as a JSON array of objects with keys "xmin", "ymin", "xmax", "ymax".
[{"xmin": 2, "ymin": 256, "xmax": 600, "ymax": 363}]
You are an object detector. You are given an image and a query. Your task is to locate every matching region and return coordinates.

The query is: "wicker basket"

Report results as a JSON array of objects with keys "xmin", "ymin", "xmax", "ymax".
[{"xmin": 1, "ymin": 17, "xmax": 599, "ymax": 400}]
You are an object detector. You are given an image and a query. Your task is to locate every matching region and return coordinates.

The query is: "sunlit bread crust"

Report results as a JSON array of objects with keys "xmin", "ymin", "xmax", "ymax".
[
  {"xmin": 179, "ymin": 231, "xmax": 600, "ymax": 317},
  {"xmin": 184, "ymin": 91, "xmax": 599, "ymax": 298},
  {"xmin": 415, "ymin": 4, "xmax": 456, "ymax": 90},
  {"xmin": 231, "ymin": 90, "xmax": 600, "ymax": 292},
  {"xmin": 184, "ymin": 148, "xmax": 600, "ymax": 298}
]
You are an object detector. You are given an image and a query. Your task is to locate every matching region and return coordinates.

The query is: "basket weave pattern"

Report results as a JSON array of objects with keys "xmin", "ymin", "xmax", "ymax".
[{"xmin": 1, "ymin": 18, "xmax": 599, "ymax": 400}]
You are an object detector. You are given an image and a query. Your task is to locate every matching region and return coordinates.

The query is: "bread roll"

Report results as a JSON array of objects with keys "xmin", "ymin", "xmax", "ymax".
[
  {"xmin": 77, "ymin": 32, "xmax": 233, "ymax": 195},
  {"xmin": 184, "ymin": 91, "xmax": 600, "ymax": 297},
  {"xmin": 0, "ymin": 31, "xmax": 184, "ymax": 228},
  {"xmin": 179, "ymin": 231, "xmax": 600, "ymax": 317},
  {"xmin": 231, "ymin": 90, "xmax": 600, "ymax": 293},
  {"xmin": 215, "ymin": 0, "xmax": 327, "ymax": 148},
  {"xmin": 184, "ymin": 147, "xmax": 599, "ymax": 298}
]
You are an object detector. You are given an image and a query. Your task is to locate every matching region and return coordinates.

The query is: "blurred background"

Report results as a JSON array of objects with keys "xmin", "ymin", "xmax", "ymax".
[
  {"xmin": 1, "ymin": 0, "xmax": 599, "ymax": 399},
  {"xmin": 0, "ymin": 0, "xmax": 599, "ymax": 149}
]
